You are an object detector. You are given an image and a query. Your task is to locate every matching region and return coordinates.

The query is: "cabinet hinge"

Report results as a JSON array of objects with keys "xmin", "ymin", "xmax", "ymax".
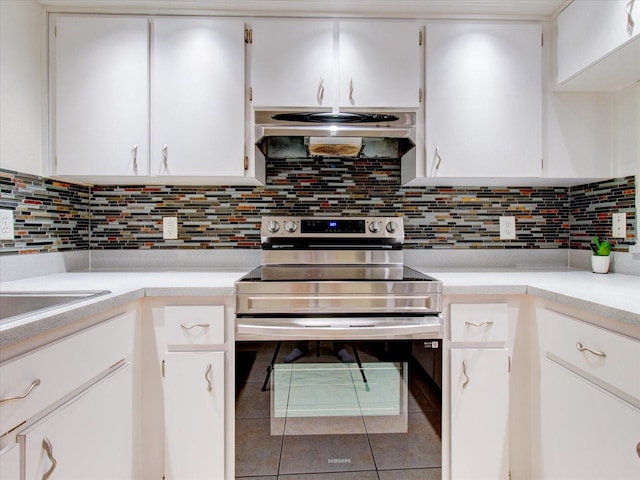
[
  {"xmin": 162, "ymin": 359, "xmax": 165, "ymax": 378},
  {"xmin": 249, "ymin": 86, "xmax": 253, "ymax": 102},
  {"xmin": 419, "ymin": 30, "xmax": 423, "ymax": 46},
  {"xmin": 244, "ymin": 156, "xmax": 249, "ymax": 170},
  {"xmin": 244, "ymin": 28, "xmax": 252, "ymax": 44},
  {"xmin": 419, "ymin": 88, "xmax": 423, "ymax": 103}
]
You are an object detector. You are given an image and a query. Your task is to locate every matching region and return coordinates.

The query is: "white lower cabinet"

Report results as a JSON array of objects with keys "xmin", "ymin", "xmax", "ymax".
[
  {"xmin": 540, "ymin": 358, "xmax": 640, "ymax": 480},
  {"xmin": 163, "ymin": 352, "xmax": 225, "ymax": 479},
  {"xmin": 0, "ymin": 443, "xmax": 20, "ymax": 480},
  {"xmin": 450, "ymin": 348, "xmax": 510, "ymax": 480},
  {"xmin": 537, "ymin": 307, "xmax": 640, "ymax": 480},
  {"xmin": 449, "ymin": 303, "xmax": 511, "ymax": 479},
  {"xmin": 147, "ymin": 302, "xmax": 231, "ymax": 479},
  {"xmin": 17, "ymin": 363, "xmax": 134, "ymax": 480}
]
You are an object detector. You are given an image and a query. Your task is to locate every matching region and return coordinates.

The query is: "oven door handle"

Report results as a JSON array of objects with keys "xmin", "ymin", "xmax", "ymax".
[{"xmin": 236, "ymin": 316, "xmax": 442, "ymax": 340}]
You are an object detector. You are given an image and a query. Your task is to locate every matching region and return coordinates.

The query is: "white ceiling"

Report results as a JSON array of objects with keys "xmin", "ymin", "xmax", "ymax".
[{"xmin": 39, "ymin": 0, "xmax": 572, "ymax": 19}]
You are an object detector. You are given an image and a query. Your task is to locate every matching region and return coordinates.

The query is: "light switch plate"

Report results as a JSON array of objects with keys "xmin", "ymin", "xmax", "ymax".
[
  {"xmin": 163, "ymin": 217, "xmax": 178, "ymax": 240},
  {"xmin": 612, "ymin": 212, "xmax": 626, "ymax": 238},
  {"xmin": 0, "ymin": 209, "xmax": 15, "ymax": 240},
  {"xmin": 499, "ymin": 216, "xmax": 516, "ymax": 240}
]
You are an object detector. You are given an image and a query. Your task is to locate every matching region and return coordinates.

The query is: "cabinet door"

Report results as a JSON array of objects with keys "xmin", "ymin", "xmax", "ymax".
[
  {"xmin": 557, "ymin": 0, "xmax": 640, "ymax": 85},
  {"xmin": 53, "ymin": 15, "xmax": 148, "ymax": 176},
  {"xmin": 339, "ymin": 21, "xmax": 421, "ymax": 108},
  {"xmin": 163, "ymin": 352, "xmax": 225, "ymax": 480},
  {"xmin": 0, "ymin": 444, "xmax": 20, "ymax": 480},
  {"xmin": 251, "ymin": 20, "xmax": 334, "ymax": 108},
  {"xmin": 540, "ymin": 358, "xmax": 640, "ymax": 480},
  {"xmin": 151, "ymin": 18, "xmax": 246, "ymax": 177},
  {"xmin": 425, "ymin": 22, "xmax": 542, "ymax": 178},
  {"xmin": 18, "ymin": 364, "xmax": 134, "ymax": 480},
  {"xmin": 451, "ymin": 348, "xmax": 509, "ymax": 480}
]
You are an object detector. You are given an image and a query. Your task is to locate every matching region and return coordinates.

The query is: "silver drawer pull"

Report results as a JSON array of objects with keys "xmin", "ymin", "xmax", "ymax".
[
  {"xmin": 462, "ymin": 360, "xmax": 470, "ymax": 389},
  {"xmin": 42, "ymin": 437, "xmax": 57, "ymax": 480},
  {"xmin": 0, "ymin": 378, "xmax": 41, "ymax": 404},
  {"xmin": 465, "ymin": 321, "xmax": 494, "ymax": 327},
  {"xmin": 576, "ymin": 342, "xmax": 606, "ymax": 358},
  {"xmin": 180, "ymin": 323, "xmax": 210, "ymax": 330}
]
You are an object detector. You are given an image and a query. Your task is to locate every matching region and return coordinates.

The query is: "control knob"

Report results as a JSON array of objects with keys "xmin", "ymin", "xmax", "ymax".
[
  {"xmin": 368, "ymin": 221, "xmax": 382, "ymax": 233},
  {"xmin": 285, "ymin": 220, "xmax": 297, "ymax": 233},
  {"xmin": 386, "ymin": 221, "xmax": 398, "ymax": 233},
  {"xmin": 267, "ymin": 220, "xmax": 280, "ymax": 233}
]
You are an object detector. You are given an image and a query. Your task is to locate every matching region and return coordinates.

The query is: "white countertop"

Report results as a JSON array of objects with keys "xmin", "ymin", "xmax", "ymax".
[{"xmin": 1, "ymin": 268, "xmax": 639, "ymax": 348}]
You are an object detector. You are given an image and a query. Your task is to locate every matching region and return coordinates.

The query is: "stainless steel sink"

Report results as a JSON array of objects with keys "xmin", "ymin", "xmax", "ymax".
[{"xmin": 0, "ymin": 290, "xmax": 111, "ymax": 324}]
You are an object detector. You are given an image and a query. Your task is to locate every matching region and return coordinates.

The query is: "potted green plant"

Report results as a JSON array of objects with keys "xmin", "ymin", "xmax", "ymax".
[{"xmin": 590, "ymin": 237, "xmax": 611, "ymax": 274}]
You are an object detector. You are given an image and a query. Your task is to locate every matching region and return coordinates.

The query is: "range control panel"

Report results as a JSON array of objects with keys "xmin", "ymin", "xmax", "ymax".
[{"xmin": 261, "ymin": 216, "xmax": 404, "ymax": 242}]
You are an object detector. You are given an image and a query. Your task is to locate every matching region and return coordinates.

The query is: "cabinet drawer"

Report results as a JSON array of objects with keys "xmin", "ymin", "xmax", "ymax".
[
  {"xmin": 0, "ymin": 311, "xmax": 135, "ymax": 437},
  {"xmin": 164, "ymin": 306, "xmax": 225, "ymax": 347},
  {"xmin": 537, "ymin": 308, "xmax": 640, "ymax": 402},
  {"xmin": 450, "ymin": 303, "xmax": 508, "ymax": 343}
]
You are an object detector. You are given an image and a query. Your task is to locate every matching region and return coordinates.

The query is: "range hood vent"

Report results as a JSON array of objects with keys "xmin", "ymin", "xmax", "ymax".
[{"xmin": 254, "ymin": 110, "xmax": 417, "ymax": 160}]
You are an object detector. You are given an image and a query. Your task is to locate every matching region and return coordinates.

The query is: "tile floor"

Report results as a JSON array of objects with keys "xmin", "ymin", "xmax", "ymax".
[{"xmin": 235, "ymin": 341, "xmax": 442, "ymax": 480}]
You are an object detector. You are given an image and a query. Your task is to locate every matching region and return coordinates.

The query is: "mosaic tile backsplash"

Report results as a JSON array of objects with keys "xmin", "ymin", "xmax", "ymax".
[
  {"xmin": 0, "ymin": 170, "xmax": 90, "ymax": 254},
  {"xmin": 0, "ymin": 162, "xmax": 636, "ymax": 254}
]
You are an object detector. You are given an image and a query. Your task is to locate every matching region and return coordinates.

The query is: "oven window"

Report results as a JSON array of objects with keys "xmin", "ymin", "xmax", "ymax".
[{"xmin": 235, "ymin": 340, "xmax": 442, "ymax": 477}]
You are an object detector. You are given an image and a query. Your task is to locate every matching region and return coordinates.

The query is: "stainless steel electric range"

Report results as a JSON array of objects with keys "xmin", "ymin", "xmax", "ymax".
[{"xmin": 234, "ymin": 216, "xmax": 443, "ymax": 478}]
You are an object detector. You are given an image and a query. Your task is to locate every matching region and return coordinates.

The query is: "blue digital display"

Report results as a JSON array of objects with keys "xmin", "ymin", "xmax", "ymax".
[{"xmin": 301, "ymin": 219, "xmax": 365, "ymax": 233}]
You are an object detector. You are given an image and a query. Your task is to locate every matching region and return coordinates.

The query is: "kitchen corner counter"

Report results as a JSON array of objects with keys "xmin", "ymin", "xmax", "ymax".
[{"xmin": 1, "ymin": 268, "xmax": 639, "ymax": 349}]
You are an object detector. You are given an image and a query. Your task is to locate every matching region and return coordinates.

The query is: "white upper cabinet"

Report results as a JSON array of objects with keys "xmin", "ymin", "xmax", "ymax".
[
  {"xmin": 250, "ymin": 20, "xmax": 334, "ymax": 108},
  {"xmin": 424, "ymin": 22, "xmax": 542, "ymax": 180},
  {"xmin": 53, "ymin": 15, "xmax": 149, "ymax": 177},
  {"xmin": 250, "ymin": 19, "xmax": 421, "ymax": 109},
  {"xmin": 556, "ymin": 0, "xmax": 640, "ymax": 91},
  {"xmin": 150, "ymin": 17, "xmax": 246, "ymax": 177},
  {"xmin": 338, "ymin": 21, "xmax": 421, "ymax": 108},
  {"xmin": 51, "ymin": 15, "xmax": 255, "ymax": 184}
]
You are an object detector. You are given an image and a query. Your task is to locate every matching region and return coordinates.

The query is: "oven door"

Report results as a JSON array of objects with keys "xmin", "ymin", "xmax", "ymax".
[
  {"xmin": 235, "ymin": 326, "xmax": 443, "ymax": 477},
  {"xmin": 235, "ymin": 315, "xmax": 442, "ymax": 341}
]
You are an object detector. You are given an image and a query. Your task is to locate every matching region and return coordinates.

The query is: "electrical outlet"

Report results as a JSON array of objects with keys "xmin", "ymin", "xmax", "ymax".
[
  {"xmin": 612, "ymin": 212, "xmax": 626, "ymax": 238},
  {"xmin": 0, "ymin": 209, "xmax": 15, "ymax": 241},
  {"xmin": 499, "ymin": 216, "xmax": 516, "ymax": 240},
  {"xmin": 163, "ymin": 217, "xmax": 178, "ymax": 240}
]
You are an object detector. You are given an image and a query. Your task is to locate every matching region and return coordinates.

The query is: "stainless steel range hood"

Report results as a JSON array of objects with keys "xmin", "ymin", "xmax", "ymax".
[{"xmin": 254, "ymin": 110, "xmax": 417, "ymax": 160}]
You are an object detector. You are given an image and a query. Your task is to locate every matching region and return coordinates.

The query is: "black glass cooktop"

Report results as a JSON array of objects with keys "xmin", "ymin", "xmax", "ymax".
[{"xmin": 238, "ymin": 266, "xmax": 438, "ymax": 282}]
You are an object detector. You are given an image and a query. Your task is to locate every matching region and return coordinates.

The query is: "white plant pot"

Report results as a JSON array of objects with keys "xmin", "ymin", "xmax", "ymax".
[{"xmin": 591, "ymin": 255, "xmax": 610, "ymax": 274}]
